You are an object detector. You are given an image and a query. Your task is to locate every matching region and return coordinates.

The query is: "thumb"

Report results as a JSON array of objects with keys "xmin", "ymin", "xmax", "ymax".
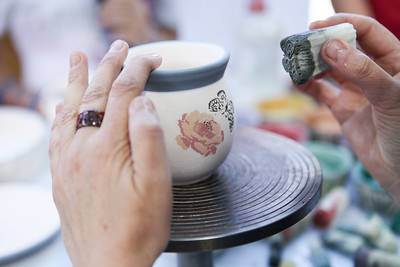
[
  {"xmin": 128, "ymin": 96, "xmax": 171, "ymax": 195},
  {"xmin": 321, "ymin": 39, "xmax": 399, "ymax": 108}
]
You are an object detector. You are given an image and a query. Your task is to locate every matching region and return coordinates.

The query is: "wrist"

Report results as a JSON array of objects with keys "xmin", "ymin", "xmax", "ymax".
[
  {"xmin": 87, "ymin": 258, "xmax": 150, "ymax": 267},
  {"xmin": 81, "ymin": 247, "xmax": 157, "ymax": 267}
]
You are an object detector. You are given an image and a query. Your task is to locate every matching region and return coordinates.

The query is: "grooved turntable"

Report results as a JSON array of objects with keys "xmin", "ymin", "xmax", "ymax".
[{"xmin": 166, "ymin": 128, "xmax": 322, "ymax": 266}]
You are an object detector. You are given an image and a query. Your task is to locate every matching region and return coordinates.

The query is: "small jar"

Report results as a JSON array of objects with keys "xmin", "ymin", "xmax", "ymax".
[{"xmin": 128, "ymin": 41, "xmax": 235, "ymax": 184}]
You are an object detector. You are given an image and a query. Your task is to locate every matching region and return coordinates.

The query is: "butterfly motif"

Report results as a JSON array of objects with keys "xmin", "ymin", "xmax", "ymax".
[{"xmin": 208, "ymin": 90, "xmax": 234, "ymax": 132}]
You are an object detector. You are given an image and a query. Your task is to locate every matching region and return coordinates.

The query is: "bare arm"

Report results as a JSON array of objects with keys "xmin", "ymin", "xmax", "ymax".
[{"xmin": 331, "ymin": 0, "xmax": 374, "ymax": 17}]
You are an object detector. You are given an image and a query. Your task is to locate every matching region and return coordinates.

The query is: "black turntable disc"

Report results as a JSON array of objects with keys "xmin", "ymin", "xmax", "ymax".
[{"xmin": 167, "ymin": 128, "xmax": 322, "ymax": 252}]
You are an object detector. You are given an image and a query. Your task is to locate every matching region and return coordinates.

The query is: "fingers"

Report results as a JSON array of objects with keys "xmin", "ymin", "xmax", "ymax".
[
  {"xmin": 50, "ymin": 52, "xmax": 88, "ymax": 167},
  {"xmin": 321, "ymin": 39, "xmax": 400, "ymax": 108},
  {"xmin": 128, "ymin": 96, "xmax": 171, "ymax": 195},
  {"xmin": 102, "ymin": 54, "xmax": 161, "ymax": 134},
  {"xmin": 65, "ymin": 52, "xmax": 88, "ymax": 109},
  {"xmin": 52, "ymin": 52, "xmax": 88, "ymax": 143},
  {"xmin": 299, "ymin": 79, "xmax": 339, "ymax": 108},
  {"xmin": 310, "ymin": 13, "xmax": 400, "ymax": 75},
  {"xmin": 78, "ymin": 40, "xmax": 128, "ymax": 116},
  {"xmin": 299, "ymin": 79, "xmax": 366, "ymax": 124}
]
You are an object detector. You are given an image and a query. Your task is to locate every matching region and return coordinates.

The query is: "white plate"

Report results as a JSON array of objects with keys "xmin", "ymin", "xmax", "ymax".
[
  {"xmin": 0, "ymin": 184, "xmax": 60, "ymax": 264},
  {"xmin": 0, "ymin": 107, "xmax": 48, "ymax": 181}
]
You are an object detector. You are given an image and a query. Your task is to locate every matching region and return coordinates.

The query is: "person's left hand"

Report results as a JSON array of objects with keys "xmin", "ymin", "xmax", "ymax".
[
  {"xmin": 50, "ymin": 40, "xmax": 171, "ymax": 267},
  {"xmin": 99, "ymin": 0, "xmax": 157, "ymax": 45}
]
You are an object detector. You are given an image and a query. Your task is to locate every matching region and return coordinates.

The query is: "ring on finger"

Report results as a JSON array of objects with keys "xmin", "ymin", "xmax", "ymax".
[{"xmin": 76, "ymin": 110, "xmax": 105, "ymax": 130}]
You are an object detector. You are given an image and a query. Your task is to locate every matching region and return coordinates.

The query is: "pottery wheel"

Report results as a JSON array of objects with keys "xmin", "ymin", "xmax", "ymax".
[{"xmin": 167, "ymin": 128, "xmax": 322, "ymax": 252}]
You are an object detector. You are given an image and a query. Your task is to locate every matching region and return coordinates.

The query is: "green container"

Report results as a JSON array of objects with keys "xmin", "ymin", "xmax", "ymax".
[
  {"xmin": 352, "ymin": 162, "xmax": 400, "ymax": 215},
  {"xmin": 305, "ymin": 141, "xmax": 353, "ymax": 195}
]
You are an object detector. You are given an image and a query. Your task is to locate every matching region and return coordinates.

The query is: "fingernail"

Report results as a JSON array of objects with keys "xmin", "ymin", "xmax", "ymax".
[
  {"xmin": 55, "ymin": 103, "xmax": 64, "ymax": 114},
  {"xmin": 149, "ymin": 54, "xmax": 162, "ymax": 65},
  {"xmin": 150, "ymin": 54, "xmax": 161, "ymax": 59},
  {"xmin": 130, "ymin": 97, "xmax": 159, "ymax": 126},
  {"xmin": 324, "ymin": 39, "xmax": 347, "ymax": 62},
  {"xmin": 109, "ymin": 40, "xmax": 125, "ymax": 52},
  {"xmin": 309, "ymin": 21, "xmax": 322, "ymax": 29},
  {"xmin": 70, "ymin": 53, "xmax": 81, "ymax": 67},
  {"xmin": 131, "ymin": 96, "xmax": 145, "ymax": 112}
]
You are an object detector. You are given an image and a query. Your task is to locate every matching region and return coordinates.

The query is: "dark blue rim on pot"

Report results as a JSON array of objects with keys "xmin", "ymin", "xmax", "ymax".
[{"xmin": 128, "ymin": 41, "xmax": 230, "ymax": 92}]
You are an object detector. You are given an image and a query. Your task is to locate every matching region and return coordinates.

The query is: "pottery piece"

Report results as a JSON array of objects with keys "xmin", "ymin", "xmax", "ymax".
[
  {"xmin": 0, "ymin": 107, "xmax": 48, "ymax": 181},
  {"xmin": 355, "ymin": 247, "xmax": 400, "ymax": 267},
  {"xmin": 127, "ymin": 41, "xmax": 234, "ymax": 185},
  {"xmin": 305, "ymin": 106, "xmax": 342, "ymax": 143},
  {"xmin": 323, "ymin": 229, "xmax": 365, "ymax": 255},
  {"xmin": 281, "ymin": 23, "xmax": 357, "ymax": 84},
  {"xmin": 352, "ymin": 162, "xmax": 400, "ymax": 215},
  {"xmin": 305, "ymin": 141, "xmax": 353, "ymax": 195},
  {"xmin": 257, "ymin": 121, "xmax": 309, "ymax": 142},
  {"xmin": 256, "ymin": 93, "xmax": 317, "ymax": 122},
  {"xmin": 0, "ymin": 184, "xmax": 59, "ymax": 264}
]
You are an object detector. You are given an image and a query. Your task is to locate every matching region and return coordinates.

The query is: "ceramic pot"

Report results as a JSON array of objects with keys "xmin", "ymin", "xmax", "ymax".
[
  {"xmin": 0, "ymin": 107, "xmax": 48, "ymax": 181},
  {"xmin": 305, "ymin": 141, "xmax": 353, "ymax": 195},
  {"xmin": 127, "ymin": 41, "xmax": 234, "ymax": 185},
  {"xmin": 352, "ymin": 162, "xmax": 400, "ymax": 215}
]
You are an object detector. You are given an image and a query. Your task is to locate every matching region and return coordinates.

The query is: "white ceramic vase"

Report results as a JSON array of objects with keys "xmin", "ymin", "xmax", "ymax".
[{"xmin": 128, "ymin": 41, "xmax": 234, "ymax": 185}]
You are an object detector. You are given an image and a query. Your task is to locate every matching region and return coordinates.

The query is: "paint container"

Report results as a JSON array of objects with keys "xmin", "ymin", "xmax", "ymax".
[
  {"xmin": 373, "ymin": 226, "xmax": 398, "ymax": 253},
  {"xmin": 269, "ymin": 235, "xmax": 285, "ymax": 267},
  {"xmin": 336, "ymin": 213, "xmax": 380, "ymax": 243},
  {"xmin": 354, "ymin": 247, "xmax": 400, "ymax": 267},
  {"xmin": 305, "ymin": 142, "xmax": 353, "ymax": 195},
  {"xmin": 304, "ymin": 106, "xmax": 342, "ymax": 144},
  {"xmin": 257, "ymin": 122, "xmax": 309, "ymax": 142},
  {"xmin": 352, "ymin": 162, "xmax": 400, "ymax": 215},
  {"xmin": 391, "ymin": 212, "xmax": 400, "ymax": 235},
  {"xmin": 313, "ymin": 188, "xmax": 350, "ymax": 228},
  {"xmin": 279, "ymin": 261, "xmax": 296, "ymax": 267},
  {"xmin": 323, "ymin": 229, "xmax": 365, "ymax": 255},
  {"xmin": 309, "ymin": 240, "xmax": 331, "ymax": 267},
  {"xmin": 282, "ymin": 213, "xmax": 313, "ymax": 242},
  {"xmin": 256, "ymin": 93, "xmax": 317, "ymax": 122},
  {"xmin": 337, "ymin": 213, "xmax": 398, "ymax": 253}
]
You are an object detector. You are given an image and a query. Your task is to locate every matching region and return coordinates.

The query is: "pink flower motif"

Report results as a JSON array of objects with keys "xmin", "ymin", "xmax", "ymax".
[{"xmin": 176, "ymin": 111, "xmax": 224, "ymax": 157}]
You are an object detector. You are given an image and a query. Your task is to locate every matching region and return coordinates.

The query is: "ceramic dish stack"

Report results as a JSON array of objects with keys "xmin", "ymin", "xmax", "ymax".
[
  {"xmin": 0, "ymin": 107, "xmax": 49, "ymax": 181},
  {"xmin": 305, "ymin": 106, "xmax": 343, "ymax": 144},
  {"xmin": 305, "ymin": 141, "xmax": 353, "ymax": 195},
  {"xmin": 352, "ymin": 162, "xmax": 400, "ymax": 215},
  {"xmin": 256, "ymin": 93, "xmax": 317, "ymax": 123},
  {"xmin": 257, "ymin": 122, "xmax": 309, "ymax": 143},
  {"xmin": 0, "ymin": 184, "xmax": 59, "ymax": 264}
]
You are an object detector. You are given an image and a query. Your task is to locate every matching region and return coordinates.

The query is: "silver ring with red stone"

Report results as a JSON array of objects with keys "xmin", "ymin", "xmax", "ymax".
[{"xmin": 76, "ymin": 111, "xmax": 105, "ymax": 130}]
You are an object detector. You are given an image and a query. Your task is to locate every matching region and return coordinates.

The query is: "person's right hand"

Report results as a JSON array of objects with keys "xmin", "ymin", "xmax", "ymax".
[{"xmin": 300, "ymin": 14, "xmax": 400, "ymax": 201}]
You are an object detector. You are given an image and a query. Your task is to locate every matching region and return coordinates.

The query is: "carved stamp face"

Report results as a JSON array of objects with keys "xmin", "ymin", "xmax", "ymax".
[
  {"xmin": 176, "ymin": 111, "xmax": 224, "ymax": 157},
  {"xmin": 281, "ymin": 33, "xmax": 315, "ymax": 85}
]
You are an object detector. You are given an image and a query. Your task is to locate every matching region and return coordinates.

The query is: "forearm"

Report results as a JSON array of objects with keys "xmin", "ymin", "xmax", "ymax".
[
  {"xmin": 331, "ymin": 0, "xmax": 374, "ymax": 16},
  {"xmin": 88, "ymin": 256, "xmax": 153, "ymax": 267},
  {"xmin": 73, "ymin": 248, "xmax": 156, "ymax": 267}
]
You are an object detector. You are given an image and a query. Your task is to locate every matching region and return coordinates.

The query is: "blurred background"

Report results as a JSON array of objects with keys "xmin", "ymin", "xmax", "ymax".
[{"xmin": 0, "ymin": 0, "xmax": 399, "ymax": 266}]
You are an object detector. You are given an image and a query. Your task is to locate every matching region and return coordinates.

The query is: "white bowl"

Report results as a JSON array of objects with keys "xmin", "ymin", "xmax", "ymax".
[
  {"xmin": 128, "ymin": 41, "xmax": 235, "ymax": 184},
  {"xmin": 0, "ymin": 107, "xmax": 48, "ymax": 181}
]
